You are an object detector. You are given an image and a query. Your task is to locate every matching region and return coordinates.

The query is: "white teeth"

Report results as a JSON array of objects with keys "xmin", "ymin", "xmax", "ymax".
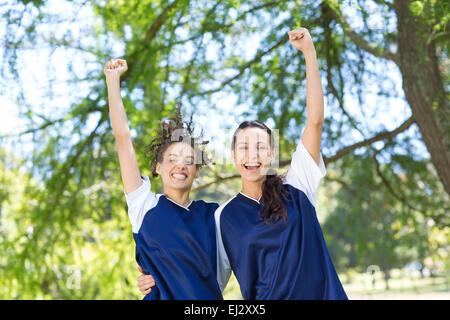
[
  {"xmin": 172, "ymin": 173, "xmax": 187, "ymax": 180},
  {"xmin": 244, "ymin": 163, "xmax": 261, "ymax": 171}
]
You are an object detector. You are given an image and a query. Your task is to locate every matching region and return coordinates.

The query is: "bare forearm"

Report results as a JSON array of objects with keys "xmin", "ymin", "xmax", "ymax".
[
  {"xmin": 288, "ymin": 28, "xmax": 323, "ymax": 164},
  {"xmin": 106, "ymin": 78, "xmax": 131, "ymax": 137},
  {"xmin": 104, "ymin": 59, "xmax": 141, "ymax": 194},
  {"xmin": 303, "ymin": 48, "xmax": 324, "ymax": 126}
]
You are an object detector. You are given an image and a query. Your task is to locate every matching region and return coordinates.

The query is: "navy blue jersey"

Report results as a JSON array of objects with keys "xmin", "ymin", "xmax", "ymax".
[
  {"xmin": 215, "ymin": 141, "xmax": 347, "ymax": 300},
  {"xmin": 125, "ymin": 175, "xmax": 222, "ymax": 300}
]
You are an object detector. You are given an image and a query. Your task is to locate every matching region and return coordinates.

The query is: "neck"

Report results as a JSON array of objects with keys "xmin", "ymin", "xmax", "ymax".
[
  {"xmin": 163, "ymin": 188, "xmax": 191, "ymax": 207},
  {"xmin": 241, "ymin": 177, "xmax": 266, "ymax": 200}
]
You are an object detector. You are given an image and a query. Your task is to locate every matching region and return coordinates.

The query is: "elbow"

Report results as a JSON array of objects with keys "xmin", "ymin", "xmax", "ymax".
[
  {"xmin": 308, "ymin": 117, "xmax": 324, "ymax": 128},
  {"xmin": 113, "ymin": 127, "xmax": 131, "ymax": 140},
  {"xmin": 306, "ymin": 106, "xmax": 324, "ymax": 128}
]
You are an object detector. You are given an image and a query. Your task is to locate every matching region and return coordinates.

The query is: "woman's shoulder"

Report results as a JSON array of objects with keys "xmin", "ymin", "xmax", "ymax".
[
  {"xmin": 193, "ymin": 199, "xmax": 220, "ymax": 211},
  {"xmin": 214, "ymin": 195, "xmax": 241, "ymax": 221}
]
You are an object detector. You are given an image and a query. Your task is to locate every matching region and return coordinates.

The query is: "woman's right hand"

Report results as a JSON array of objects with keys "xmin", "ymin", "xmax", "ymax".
[{"xmin": 137, "ymin": 266, "xmax": 156, "ymax": 296}]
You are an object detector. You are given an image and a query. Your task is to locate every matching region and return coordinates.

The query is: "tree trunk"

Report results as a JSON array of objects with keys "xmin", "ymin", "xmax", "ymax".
[
  {"xmin": 395, "ymin": 0, "xmax": 450, "ymax": 195},
  {"xmin": 384, "ymin": 269, "xmax": 390, "ymax": 291}
]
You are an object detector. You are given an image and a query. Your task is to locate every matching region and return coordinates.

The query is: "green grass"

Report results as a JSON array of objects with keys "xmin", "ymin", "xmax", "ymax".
[
  {"xmin": 222, "ymin": 269, "xmax": 450, "ymax": 300},
  {"xmin": 342, "ymin": 271, "xmax": 449, "ymax": 299}
]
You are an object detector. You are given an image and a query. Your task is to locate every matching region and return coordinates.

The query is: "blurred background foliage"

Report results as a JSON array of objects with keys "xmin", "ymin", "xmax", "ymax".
[{"xmin": 0, "ymin": 0, "xmax": 448, "ymax": 299}]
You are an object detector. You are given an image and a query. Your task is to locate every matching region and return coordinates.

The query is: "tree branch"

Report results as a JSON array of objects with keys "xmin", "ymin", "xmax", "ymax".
[
  {"xmin": 192, "ymin": 172, "xmax": 241, "ymax": 192},
  {"xmin": 325, "ymin": 116, "xmax": 414, "ymax": 163},
  {"xmin": 326, "ymin": 1, "xmax": 399, "ymax": 64},
  {"xmin": 163, "ymin": 1, "xmax": 281, "ymax": 48},
  {"xmin": 124, "ymin": 0, "xmax": 181, "ymax": 81},
  {"xmin": 372, "ymin": 0, "xmax": 394, "ymax": 10},
  {"xmin": 193, "ymin": 34, "xmax": 288, "ymax": 97},
  {"xmin": 192, "ymin": 116, "xmax": 415, "ymax": 192},
  {"xmin": 190, "ymin": 14, "xmax": 324, "ymax": 98},
  {"xmin": 1, "ymin": 118, "xmax": 64, "ymax": 138},
  {"xmin": 323, "ymin": 10, "xmax": 365, "ymax": 137},
  {"xmin": 372, "ymin": 149, "xmax": 420, "ymax": 212}
]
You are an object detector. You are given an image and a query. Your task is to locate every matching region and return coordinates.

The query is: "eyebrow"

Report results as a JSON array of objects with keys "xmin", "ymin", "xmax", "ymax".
[
  {"xmin": 236, "ymin": 141, "xmax": 268, "ymax": 145},
  {"xmin": 168, "ymin": 154, "xmax": 194, "ymax": 159}
]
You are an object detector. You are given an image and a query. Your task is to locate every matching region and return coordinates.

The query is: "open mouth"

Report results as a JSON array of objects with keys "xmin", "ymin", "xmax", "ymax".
[
  {"xmin": 243, "ymin": 163, "xmax": 261, "ymax": 172},
  {"xmin": 171, "ymin": 172, "xmax": 188, "ymax": 181}
]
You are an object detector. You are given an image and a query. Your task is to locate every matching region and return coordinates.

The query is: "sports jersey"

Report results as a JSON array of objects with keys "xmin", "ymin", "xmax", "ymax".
[
  {"xmin": 125, "ymin": 175, "xmax": 222, "ymax": 300},
  {"xmin": 215, "ymin": 141, "xmax": 347, "ymax": 300}
]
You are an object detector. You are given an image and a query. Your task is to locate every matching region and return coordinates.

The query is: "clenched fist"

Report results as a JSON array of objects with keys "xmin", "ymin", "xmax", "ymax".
[
  {"xmin": 288, "ymin": 28, "xmax": 315, "ymax": 53},
  {"xmin": 104, "ymin": 58, "xmax": 128, "ymax": 83}
]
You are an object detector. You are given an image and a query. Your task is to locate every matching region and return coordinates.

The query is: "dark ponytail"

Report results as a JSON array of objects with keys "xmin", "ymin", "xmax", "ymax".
[
  {"xmin": 232, "ymin": 121, "xmax": 290, "ymax": 224},
  {"xmin": 260, "ymin": 169, "xmax": 290, "ymax": 224}
]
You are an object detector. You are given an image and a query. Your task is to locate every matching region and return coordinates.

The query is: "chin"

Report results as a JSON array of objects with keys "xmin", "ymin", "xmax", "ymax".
[
  {"xmin": 172, "ymin": 180, "xmax": 194, "ymax": 190},
  {"xmin": 162, "ymin": 177, "xmax": 192, "ymax": 191},
  {"xmin": 240, "ymin": 173, "xmax": 265, "ymax": 183}
]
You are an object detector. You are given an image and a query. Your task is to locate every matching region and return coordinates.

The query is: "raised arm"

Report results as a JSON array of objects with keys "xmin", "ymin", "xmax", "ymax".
[
  {"xmin": 104, "ymin": 59, "xmax": 142, "ymax": 194},
  {"xmin": 288, "ymin": 28, "xmax": 324, "ymax": 165}
]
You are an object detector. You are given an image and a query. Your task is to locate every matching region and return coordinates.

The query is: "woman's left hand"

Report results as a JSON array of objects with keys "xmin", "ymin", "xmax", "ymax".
[{"xmin": 288, "ymin": 28, "xmax": 315, "ymax": 53}]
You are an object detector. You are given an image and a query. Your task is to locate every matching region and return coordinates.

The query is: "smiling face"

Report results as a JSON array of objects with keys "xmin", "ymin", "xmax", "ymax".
[
  {"xmin": 156, "ymin": 142, "xmax": 199, "ymax": 192},
  {"xmin": 231, "ymin": 127, "xmax": 275, "ymax": 184}
]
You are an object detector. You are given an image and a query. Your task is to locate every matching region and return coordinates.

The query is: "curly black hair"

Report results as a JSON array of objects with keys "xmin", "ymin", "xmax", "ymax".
[{"xmin": 146, "ymin": 107, "xmax": 211, "ymax": 178}]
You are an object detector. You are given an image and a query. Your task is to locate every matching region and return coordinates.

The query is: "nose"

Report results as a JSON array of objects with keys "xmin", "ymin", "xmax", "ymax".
[
  {"xmin": 246, "ymin": 145, "xmax": 259, "ymax": 162},
  {"xmin": 171, "ymin": 158, "xmax": 186, "ymax": 170},
  {"xmin": 175, "ymin": 162, "xmax": 186, "ymax": 170}
]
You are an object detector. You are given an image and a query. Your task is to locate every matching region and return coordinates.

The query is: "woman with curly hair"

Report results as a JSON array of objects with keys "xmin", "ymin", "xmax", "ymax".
[{"xmin": 104, "ymin": 58, "xmax": 222, "ymax": 300}]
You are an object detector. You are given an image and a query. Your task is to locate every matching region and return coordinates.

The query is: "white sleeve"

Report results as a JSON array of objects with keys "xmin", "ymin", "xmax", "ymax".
[
  {"xmin": 214, "ymin": 204, "xmax": 232, "ymax": 292},
  {"xmin": 124, "ymin": 175, "xmax": 159, "ymax": 233},
  {"xmin": 284, "ymin": 140, "xmax": 326, "ymax": 207}
]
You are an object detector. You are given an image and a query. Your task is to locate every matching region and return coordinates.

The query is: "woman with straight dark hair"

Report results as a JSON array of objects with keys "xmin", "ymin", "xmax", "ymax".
[{"xmin": 213, "ymin": 28, "xmax": 347, "ymax": 299}]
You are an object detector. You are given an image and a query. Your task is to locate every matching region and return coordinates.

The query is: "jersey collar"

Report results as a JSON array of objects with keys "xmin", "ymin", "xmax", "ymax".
[
  {"xmin": 237, "ymin": 192, "xmax": 261, "ymax": 206},
  {"xmin": 164, "ymin": 195, "xmax": 193, "ymax": 211}
]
